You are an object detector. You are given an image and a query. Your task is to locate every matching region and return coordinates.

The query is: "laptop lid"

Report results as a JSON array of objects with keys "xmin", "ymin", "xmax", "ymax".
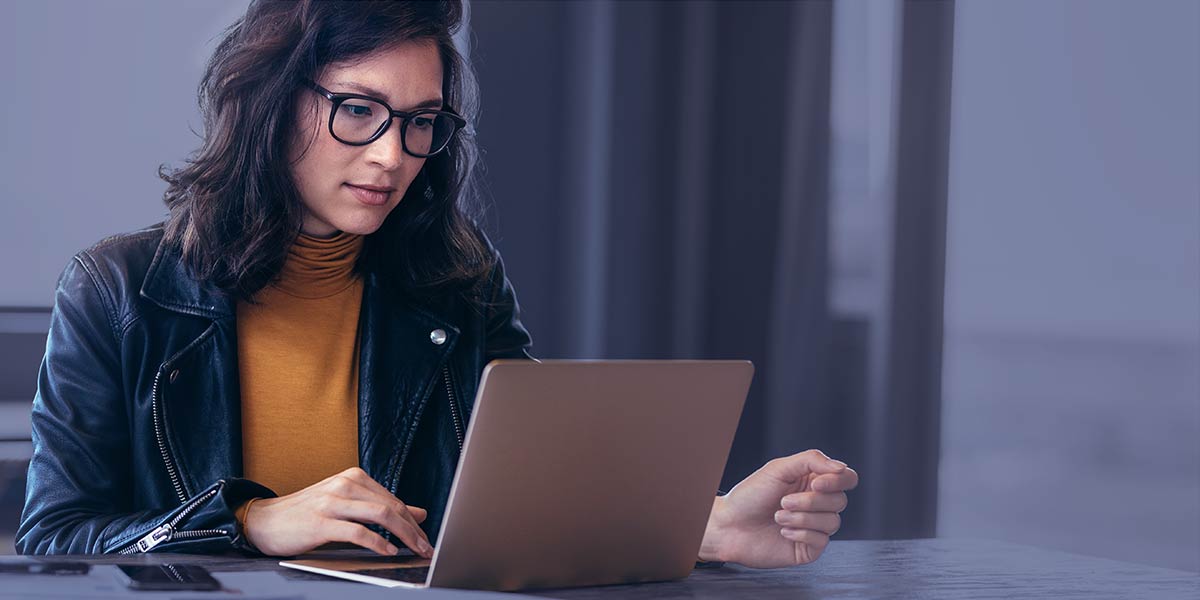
[{"xmin": 427, "ymin": 359, "xmax": 753, "ymax": 591}]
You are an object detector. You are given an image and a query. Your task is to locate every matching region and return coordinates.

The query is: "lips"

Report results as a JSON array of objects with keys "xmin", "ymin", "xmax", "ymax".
[
  {"xmin": 347, "ymin": 183, "xmax": 395, "ymax": 193},
  {"xmin": 345, "ymin": 183, "xmax": 392, "ymax": 206}
]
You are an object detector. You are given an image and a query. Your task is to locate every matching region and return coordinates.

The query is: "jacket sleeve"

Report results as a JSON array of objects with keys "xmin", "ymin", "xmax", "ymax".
[
  {"xmin": 479, "ymin": 237, "xmax": 537, "ymax": 362},
  {"xmin": 15, "ymin": 255, "xmax": 274, "ymax": 555}
]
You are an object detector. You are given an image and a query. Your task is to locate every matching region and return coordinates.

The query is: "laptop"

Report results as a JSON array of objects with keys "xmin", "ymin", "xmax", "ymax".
[{"xmin": 280, "ymin": 359, "xmax": 753, "ymax": 591}]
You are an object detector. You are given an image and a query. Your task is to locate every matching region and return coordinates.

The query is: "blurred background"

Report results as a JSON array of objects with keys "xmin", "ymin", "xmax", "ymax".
[{"xmin": 0, "ymin": 0, "xmax": 1196, "ymax": 572}]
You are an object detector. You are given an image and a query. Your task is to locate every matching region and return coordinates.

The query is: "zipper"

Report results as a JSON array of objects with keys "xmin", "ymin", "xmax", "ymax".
[
  {"xmin": 444, "ymin": 364, "xmax": 464, "ymax": 452},
  {"xmin": 152, "ymin": 364, "xmax": 188, "ymax": 505},
  {"xmin": 117, "ymin": 486, "xmax": 229, "ymax": 554},
  {"xmin": 388, "ymin": 363, "xmax": 463, "ymax": 498}
]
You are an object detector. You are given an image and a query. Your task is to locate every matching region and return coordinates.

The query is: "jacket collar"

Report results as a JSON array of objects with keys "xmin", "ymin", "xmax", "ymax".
[
  {"xmin": 139, "ymin": 232, "xmax": 236, "ymax": 319},
  {"xmin": 137, "ymin": 230, "xmax": 462, "ymax": 329}
]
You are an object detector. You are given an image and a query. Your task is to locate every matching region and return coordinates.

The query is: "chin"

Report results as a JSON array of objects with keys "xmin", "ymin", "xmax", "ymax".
[
  {"xmin": 321, "ymin": 211, "xmax": 388, "ymax": 236},
  {"xmin": 338, "ymin": 220, "xmax": 387, "ymax": 236}
]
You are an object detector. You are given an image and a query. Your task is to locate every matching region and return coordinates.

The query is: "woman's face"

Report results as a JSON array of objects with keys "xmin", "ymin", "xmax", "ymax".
[{"xmin": 288, "ymin": 39, "xmax": 445, "ymax": 238}]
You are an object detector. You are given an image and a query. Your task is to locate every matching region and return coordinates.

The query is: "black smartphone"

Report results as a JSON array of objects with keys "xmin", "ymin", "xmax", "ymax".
[{"xmin": 115, "ymin": 564, "xmax": 221, "ymax": 591}]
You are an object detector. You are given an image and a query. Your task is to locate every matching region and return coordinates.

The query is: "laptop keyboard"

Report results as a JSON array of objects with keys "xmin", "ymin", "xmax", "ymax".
[{"xmin": 347, "ymin": 565, "xmax": 430, "ymax": 584}]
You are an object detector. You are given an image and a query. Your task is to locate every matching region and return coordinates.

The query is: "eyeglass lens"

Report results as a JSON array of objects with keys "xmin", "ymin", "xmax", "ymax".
[{"xmin": 332, "ymin": 98, "xmax": 455, "ymax": 155}]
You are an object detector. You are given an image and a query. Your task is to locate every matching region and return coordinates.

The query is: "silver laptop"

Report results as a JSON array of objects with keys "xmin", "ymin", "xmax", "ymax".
[{"xmin": 281, "ymin": 359, "xmax": 753, "ymax": 591}]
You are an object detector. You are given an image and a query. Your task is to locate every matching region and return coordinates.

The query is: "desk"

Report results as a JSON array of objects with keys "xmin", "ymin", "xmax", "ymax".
[{"xmin": 4, "ymin": 539, "xmax": 1196, "ymax": 599}]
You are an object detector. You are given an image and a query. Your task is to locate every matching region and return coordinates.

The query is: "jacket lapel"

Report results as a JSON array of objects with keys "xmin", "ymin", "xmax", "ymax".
[
  {"xmin": 138, "ymin": 232, "xmax": 463, "ymax": 498},
  {"xmin": 138, "ymin": 233, "xmax": 241, "ymax": 498},
  {"xmin": 357, "ymin": 272, "xmax": 460, "ymax": 492}
]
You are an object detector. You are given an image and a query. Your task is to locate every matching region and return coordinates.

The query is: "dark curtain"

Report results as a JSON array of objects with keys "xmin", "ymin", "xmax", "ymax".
[{"xmin": 468, "ymin": 0, "xmax": 953, "ymax": 540}]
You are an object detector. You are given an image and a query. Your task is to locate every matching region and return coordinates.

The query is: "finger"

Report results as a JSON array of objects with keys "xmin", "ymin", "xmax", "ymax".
[
  {"xmin": 326, "ymin": 475, "xmax": 431, "ymax": 545},
  {"xmin": 342, "ymin": 486, "xmax": 430, "ymax": 547},
  {"xmin": 407, "ymin": 505, "xmax": 428, "ymax": 524},
  {"xmin": 334, "ymin": 499, "xmax": 432, "ymax": 557},
  {"xmin": 811, "ymin": 467, "xmax": 859, "ymax": 492},
  {"xmin": 781, "ymin": 491, "xmax": 848, "ymax": 513},
  {"xmin": 774, "ymin": 510, "xmax": 841, "ymax": 535},
  {"xmin": 761, "ymin": 449, "xmax": 848, "ymax": 482},
  {"xmin": 780, "ymin": 528, "xmax": 830, "ymax": 555},
  {"xmin": 324, "ymin": 519, "xmax": 399, "ymax": 556},
  {"xmin": 334, "ymin": 500, "xmax": 434, "ymax": 558}
]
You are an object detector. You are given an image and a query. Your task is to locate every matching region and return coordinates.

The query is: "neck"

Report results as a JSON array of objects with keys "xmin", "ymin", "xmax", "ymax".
[{"xmin": 301, "ymin": 227, "xmax": 342, "ymax": 240}]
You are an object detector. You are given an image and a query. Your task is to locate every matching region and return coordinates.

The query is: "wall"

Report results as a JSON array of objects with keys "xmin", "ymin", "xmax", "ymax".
[
  {"xmin": 0, "ymin": 0, "xmax": 249, "ymax": 307},
  {"xmin": 939, "ymin": 0, "xmax": 1200, "ymax": 571}
]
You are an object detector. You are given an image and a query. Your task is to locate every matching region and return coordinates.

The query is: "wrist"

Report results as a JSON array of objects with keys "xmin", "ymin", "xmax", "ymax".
[
  {"xmin": 237, "ymin": 497, "xmax": 264, "ymax": 553},
  {"xmin": 698, "ymin": 495, "xmax": 727, "ymax": 563}
]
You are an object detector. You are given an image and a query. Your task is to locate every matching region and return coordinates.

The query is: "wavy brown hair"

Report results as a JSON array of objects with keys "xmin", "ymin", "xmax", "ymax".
[{"xmin": 159, "ymin": 0, "xmax": 493, "ymax": 307}]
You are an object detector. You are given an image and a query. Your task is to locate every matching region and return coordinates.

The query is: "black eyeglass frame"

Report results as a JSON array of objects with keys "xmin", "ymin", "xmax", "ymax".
[{"xmin": 302, "ymin": 78, "xmax": 466, "ymax": 157}]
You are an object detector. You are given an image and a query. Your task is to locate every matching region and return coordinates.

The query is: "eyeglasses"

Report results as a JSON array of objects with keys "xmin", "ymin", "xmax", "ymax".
[{"xmin": 302, "ymin": 78, "xmax": 466, "ymax": 157}]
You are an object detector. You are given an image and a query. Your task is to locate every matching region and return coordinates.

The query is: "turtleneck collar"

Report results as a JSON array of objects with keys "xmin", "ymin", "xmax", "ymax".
[{"xmin": 270, "ymin": 230, "xmax": 366, "ymax": 299}]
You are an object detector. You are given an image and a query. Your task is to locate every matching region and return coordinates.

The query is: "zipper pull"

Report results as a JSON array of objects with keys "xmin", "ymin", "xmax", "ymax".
[{"xmin": 134, "ymin": 523, "xmax": 174, "ymax": 553}]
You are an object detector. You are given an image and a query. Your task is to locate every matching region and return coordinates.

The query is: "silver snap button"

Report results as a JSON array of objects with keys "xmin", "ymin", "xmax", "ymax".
[
  {"xmin": 169, "ymin": 369, "xmax": 180, "ymax": 384},
  {"xmin": 430, "ymin": 329, "xmax": 447, "ymax": 345}
]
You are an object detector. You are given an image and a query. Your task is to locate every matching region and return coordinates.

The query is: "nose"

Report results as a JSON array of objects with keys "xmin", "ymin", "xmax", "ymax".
[{"xmin": 363, "ymin": 116, "xmax": 406, "ymax": 170}]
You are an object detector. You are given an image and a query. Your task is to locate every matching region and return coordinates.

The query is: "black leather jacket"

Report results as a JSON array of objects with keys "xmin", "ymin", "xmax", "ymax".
[{"xmin": 16, "ymin": 223, "xmax": 534, "ymax": 555}]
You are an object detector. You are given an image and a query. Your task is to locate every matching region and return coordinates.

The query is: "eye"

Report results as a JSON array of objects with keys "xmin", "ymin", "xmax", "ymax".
[
  {"xmin": 340, "ymin": 102, "xmax": 374, "ymax": 118},
  {"xmin": 412, "ymin": 116, "xmax": 434, "ymax": 129}
]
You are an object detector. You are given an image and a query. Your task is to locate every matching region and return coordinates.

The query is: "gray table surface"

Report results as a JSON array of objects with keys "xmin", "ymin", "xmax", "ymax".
[{"xmin": 2, "ymin": 538, "xmax": 1196, "ymax": 599}]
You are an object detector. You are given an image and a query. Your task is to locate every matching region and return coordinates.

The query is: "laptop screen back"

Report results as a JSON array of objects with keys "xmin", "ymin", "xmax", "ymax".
[{"xmin": 428, "ymin": 360, "xmax": 753, "ymax": 591}]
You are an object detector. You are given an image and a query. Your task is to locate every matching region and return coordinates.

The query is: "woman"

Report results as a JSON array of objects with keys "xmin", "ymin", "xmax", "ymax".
[{"xmin": 17, "ymin": 0, "xmax": 857, "ymax": 568}]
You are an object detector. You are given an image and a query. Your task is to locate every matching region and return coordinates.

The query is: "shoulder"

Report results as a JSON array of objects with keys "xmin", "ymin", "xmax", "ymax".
[
  {"xmin": 59, "ymin": 222, "xmax": 168, "ymax": 328},
  {"xmin": 77, "ymin": 222, "xmax": 165, "ymax": 265},
  {"xmin": 71, "ymin": 222, "xmax": 165, "ymax": 293}
]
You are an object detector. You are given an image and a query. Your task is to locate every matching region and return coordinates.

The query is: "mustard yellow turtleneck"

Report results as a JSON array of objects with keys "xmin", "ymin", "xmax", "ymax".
[{"xmin": 236, "ymin": 230, "xmax": 365, "ymax": 497}]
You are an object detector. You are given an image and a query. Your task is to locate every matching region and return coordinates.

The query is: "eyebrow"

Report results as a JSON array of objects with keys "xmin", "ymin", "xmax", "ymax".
[{"xmin": 333, "ymin": 80, "xmax": 443, "ymax": 110}]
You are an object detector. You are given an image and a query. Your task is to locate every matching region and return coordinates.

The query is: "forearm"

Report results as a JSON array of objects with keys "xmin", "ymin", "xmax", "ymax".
[{"xmin": 18, "ymin": 478, "xmax": 274, "ymax": 555}]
